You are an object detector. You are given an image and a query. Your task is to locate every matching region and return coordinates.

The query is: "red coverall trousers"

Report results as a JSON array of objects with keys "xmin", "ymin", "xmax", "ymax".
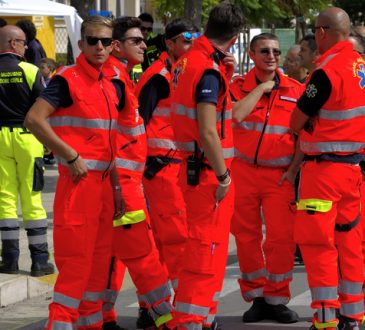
[
  {"xmin": 295, "ymin": 160, "xmax": 364, "ymax": 325},
  {"xmin": 231, "ymin": 160, "xmax": 296, "ymax": 305},
  {"xmin": 143, "ymin": 162, "xmax": 188, "ymax": 289},
  {"xmin": 169, "ymin": 163, "xmax": 234, "ymax": 329},
  {"xmin": 45, "ymin": 171, "xmax": 114, "ymax": 330}
]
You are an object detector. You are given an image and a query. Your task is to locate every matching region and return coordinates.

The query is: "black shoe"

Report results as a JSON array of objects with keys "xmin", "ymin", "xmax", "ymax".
[
  {"xmin": 102, "ymin": 321, "xmax": 128, "ymax": 330},
  {"xmin": 0, "ymin": 260, "xmax": 19, "ymax": 274},
  {"xmin": 338, "ymin": 315, "xmax": 360, "ymax": 330},
  {"xmin": 266, "ymin": 303, "xmax": 299, "ymax": 323},
  {"xmin": 136, "ymin": 307, "xmax": 156, "ymax": 329},
  {"xmin": 242, "ymin": 297, "xmax": 268, "ymax": 323},
  {"xmin": 30, "ymin": 262, "xmax": 55, "ymax": 277}
]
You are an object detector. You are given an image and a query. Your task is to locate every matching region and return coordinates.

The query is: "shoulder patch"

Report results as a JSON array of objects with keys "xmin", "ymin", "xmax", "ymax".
[
  {"xmin": 305, "ymin": 84, "xmax": 318, "ymax": 98},
  {"xmin": 353, "ymin": 58, "xmax": 365, "ymax": 89}
]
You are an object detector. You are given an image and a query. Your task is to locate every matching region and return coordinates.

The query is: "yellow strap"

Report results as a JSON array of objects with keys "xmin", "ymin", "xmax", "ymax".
[
  {"xmin": 155, "ymin": 313, "xmax": 173, "ymax": 327},
  {"xmin": 314, "ymin": 319, "xmax": 338, "ymax": 329},
  {"xmin": 297, "ymin": 199, "xmax": 332, "ymax": 213},
  {"xmin": 113, "ymin": 210, "xmax": 146, "ymax": 227}
]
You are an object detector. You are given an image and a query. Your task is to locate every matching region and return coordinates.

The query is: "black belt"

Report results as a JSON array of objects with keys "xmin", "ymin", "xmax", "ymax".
[
  {"xmin": 335, "ymin": 215, "xmax": 360, "ymax": 232},
  {"xmin": 304, "ymin": 153, "xmax": 364, "ymax": 165}
]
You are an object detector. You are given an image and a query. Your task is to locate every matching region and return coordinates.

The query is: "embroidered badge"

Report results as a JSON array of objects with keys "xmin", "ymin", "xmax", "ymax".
[
  {"xmin": 356, "ymin": 63, "xmax": 365, "ymax": 89},
  {"xmin": 172, "ymin": 64, "xmax": 181, "ymax": 90},
  {"xmin": 305, "ymin": 84, "xmax": 317, "ymax": 98}
]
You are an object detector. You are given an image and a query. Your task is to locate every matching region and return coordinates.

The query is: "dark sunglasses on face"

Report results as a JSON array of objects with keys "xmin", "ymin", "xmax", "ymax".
[
  {"xmin": 85, "ymin": 36, "xmax": 113, "ymax": 47},
  {"xmin": 141, "ymin": 27, "xmax": 153, "ymax": 33},
  {"xmin": 311, "ymin": 26, "xmax": 330, "ymax": 33},
  {"xmin": 172, "ymin": 31, "xmax": 201, "ymax": 42},
  {"xmin": 259, "ymin": 48, "xmax": 281, "ymax": 56},
  {"xmin": 120, "ymin": 36, "xmax": 146, "ymax": 45}
]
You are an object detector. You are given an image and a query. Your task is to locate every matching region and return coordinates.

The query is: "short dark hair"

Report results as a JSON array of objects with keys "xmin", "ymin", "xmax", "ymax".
[
  {"xmin": 40, "ymin": 58, "xmax": 57, "ymax": 72},
  {"xmin": 112, "ymin": 16, "xmax": 141, "ymax": 40},
  {"xmin": 138, "ymin": 13, "xmax": 154, "ymax": 24},
  {"xmin": 81, "ymin": 16, "xmax": 113, "ymax": 40},
  {"xmin": 165, "ymin": 18, "xmax": 194, "ymax": 40},
  {"xmin": 0, "ymin": 18, "xmax": 7, "ymax": 28},
  {"xmin": 16, "ymin": 19, "xmax": 36, "ymax": 41},
  {"xmin": 300, "ymin": 34, "xmax": 317, "ymax": 52},
  {"xmin": 205, "ymin": 2, "xmax": 245, "ymax": 42},
  {"xmin": 250, "ymin": 33, "xmax": 279, "ymax": 51}
]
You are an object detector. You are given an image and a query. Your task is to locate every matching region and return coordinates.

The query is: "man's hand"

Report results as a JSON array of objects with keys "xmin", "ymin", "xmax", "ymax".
[
  {"xmin": 215, "ymin": 176, "xmax": 231, "ymax": 205},
  {"xmin": 67, "ymin": 155, "xmax": 88, "ymax": 183},
  {"xmin": 113, "ymin": 190, "xmax": 126, "ymax": 220},
  {"xmin": 222, "ymin": 52, "xmax": 237, "ymax": 81},
  {"xmin": 259, "ymin": 80, "xmax": 276, "ymax": 94}
]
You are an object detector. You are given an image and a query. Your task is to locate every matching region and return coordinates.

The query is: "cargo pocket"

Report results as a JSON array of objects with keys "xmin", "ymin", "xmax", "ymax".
[
  {"xmin": 185, "ymin": 238, "xmax": 216, "ymax": 275},
  {"xmin": 32, "ymin": 157, "xmax": 45, "ymax": 192},
  {"xmin": 113, "ymin": 220, "xmax": 152, "ymax": 260}
]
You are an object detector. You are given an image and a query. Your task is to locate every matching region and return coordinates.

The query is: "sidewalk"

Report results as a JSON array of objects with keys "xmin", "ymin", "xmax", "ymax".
[{"xmin": 0, "ymin": 167, "xmax": 57, "ymax": 314}]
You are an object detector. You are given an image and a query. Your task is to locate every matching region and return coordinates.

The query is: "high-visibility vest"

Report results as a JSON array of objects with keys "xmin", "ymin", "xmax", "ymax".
[
  {"xmin": 231, "ymin": 69, "xmax": 303, "ymax": 167},
  {"xmin": 170, "ymin": 35, "xmax": 234, "ymax": 167},
  {"xmin": 300, "ymin": 41, "xmax": 365, "ymax": 156},
  {"xmin": 108, "ymin": 55, "xmax": 147, "ymax": 178},
  {"xmin": 135, "ymin": 51, "xmax": 180, "ymax": 158},
  {"xmin": 49, "ymin": 53, "xmax": 119, "ymax": 173}
]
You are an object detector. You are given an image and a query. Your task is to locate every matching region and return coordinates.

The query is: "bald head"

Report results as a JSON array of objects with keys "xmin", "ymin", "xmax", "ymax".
[
  {"xmin": 0, "ymin": 25, "xmax": 27, "ymax": 55},
  {"xmin": 317, "ymin": 7, "xmax": 351, "ymax": 36}
]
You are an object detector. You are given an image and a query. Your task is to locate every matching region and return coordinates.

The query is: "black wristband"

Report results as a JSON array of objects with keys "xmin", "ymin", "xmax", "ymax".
[
  {"xmin": 67, "ymin": 153, "xmax": 79, "ymax": 164},
  {"xmin": 216, "ymin": 169, "xmax": 230, "ymax": 182}
]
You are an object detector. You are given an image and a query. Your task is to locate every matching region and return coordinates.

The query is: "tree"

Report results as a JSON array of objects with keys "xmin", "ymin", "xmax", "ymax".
[{"xmin": 184, "ymin": 0, "xmax": 202, "ymax": 29}]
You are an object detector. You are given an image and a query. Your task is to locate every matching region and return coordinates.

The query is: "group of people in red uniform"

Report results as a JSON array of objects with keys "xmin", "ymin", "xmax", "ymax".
[{"xmin": 20, "ymin": 2, "xmax": 365, "ymax": 330}]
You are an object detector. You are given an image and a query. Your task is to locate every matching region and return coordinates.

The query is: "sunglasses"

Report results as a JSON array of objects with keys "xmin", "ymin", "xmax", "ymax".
[
  {"xmin": 172, "ymin": 31, "xmax": 201, "ymax": 42},
  {"xmin": 120, "ymin": 36, "xmax": 146, "ymax": 45},
  {"xmin": 258, "ymin": 48, "xmax": 281, "ymax": 56},
  {"xmin": 85, "ymin": 36, "xmax": 113, "ymax": 47},
  {"xmin": 141, "ymin": 27, "xmax": 153, "ymax": 33},
  {"xmin": 311, "ymin": 26, "xmax": 330, "ymax": 33}
]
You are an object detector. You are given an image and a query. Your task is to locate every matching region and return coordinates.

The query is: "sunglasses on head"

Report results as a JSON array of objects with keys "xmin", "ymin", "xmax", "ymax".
[
  {"xmin": 141, "ymin": 26, "xmax": 153, "ymax": 33},
  {"xmin": 120, "ymin": 36, "xmax": 146, "ymax": 45},
  {"xmin": 258, "ymin": 48, "xmax": 281, "ymax": 56},
  {"xmin": 85, "ymin": 36, "xmax": 113, "ymax": 47},
  {"xmin": 172, "ymin": 31, "xmax": 201, "ymax": 42}
]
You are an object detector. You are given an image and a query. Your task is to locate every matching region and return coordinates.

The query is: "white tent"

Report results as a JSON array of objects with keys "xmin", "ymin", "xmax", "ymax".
[{"xmin": 0, "ymin": 0, "xmax": 83, "ymax": 61}]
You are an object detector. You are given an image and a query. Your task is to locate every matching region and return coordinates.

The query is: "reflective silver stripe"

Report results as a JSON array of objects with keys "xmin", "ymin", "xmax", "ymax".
[
  {"xmin": 317, "ymin": 53, "xmax": 338, "ymax": 70},
  {"xmin": 28, "ymin": 234, "xmax": 47, "ymax": 245},
  {"xmin": 118, "ymin": 123, "xmax": 145, "ymax": 136},
  {"xmin": 171, "ymin": 279, "xmax": 178, "ymax": 290},
  {"xmin": 311, "ymin": 287, "xmax": 338, "ymax": 301},
  {"xmin": 83, "ymin": 291, "xmax": 103, "ymax": 302},
  {"xmin": 242, "ymin": 287, "xmax": 264, "ymax": 301},
  {"xmin": 76, "ymin": 311, "xmax": 103, "ymax": 326},
  {"xmin": 154, "ymin": 107, "xmax": 172, "ymax": 117},
  {"xmin": 205, "ymin": 314, "xmax": 216, "ymax": 325},
  {"xmin": 213, "ymin": 61, "xmax": 219, "ymax": 71},
  {"xmin": 113, "ymin": 65, "xmax": 121, "ymax": 79},
  {"xmin": 160, "ymin": 67, "xmax": 169, "ymax": 76},
  {"xmin": 1, "ymin": 230, "xmax": 19, "ymax": 240},
  {"xmin": 148, "ymin": 300, "xmax": 173, "ymax": 320},
  {"xmin": 235, "ymin": 149, "xmax": 292, "ymax": 167},
  {"xmin": 49, "ymin": 116, "xmax": 117, "ymax": 130},
  {"xmin": 175, "ymin": 302, "xmax": 210, "ymax": 317},
  {"xmin": 180, "ymin": 323, "xmax": 202, "ymax": 330},
  {"xmin": 265, "ymin": 295, "xmax": 289, "ymax": 305},
  {"xmin": 316, "ymin": 307, "xmax": 336, "ymax": 322},
  {"xmin": 56, "ymin": 157, "xmax": 113, "ymax": 171},
  {"xmin": 236, "ymin": 121, "xmax": 290, "ymax": 135},
  {"xmin": 178, "ymin": 142, "xmax": 234, "ymax": 159},
  {"xmin": 115, "ymin": 158, "xmax": 145, "ymax": 172},
  {"xmin": 338, "ymin": 280, "xmax": 363, "ymax": 295},
  {"xmin": 300, "ymin": 140, "xmax": 365, "ymax": 153},
  {"xmin": 175, "ymin": 104, "xmax": 231, "ymax": 122},
  {"xmin": 267, "ymin": 271, "xmax": 293, "ymax": 283},
  {"xmin": 23, "ymin": 219, "xmax": 48, "ymax": 229},
  {"xmin": 140, "ymin": 282, "xmax": 171, "ymax": 305},
  {"xmin": 54, "ymin": 292, "xmax": 80, "ymax": 309},
  {"xmin": 47, "ymin": 320, "xmax": 76, "ymax": 330},
  {"xmin": 216, "ymin": 109, "xmax": 232, "ymax": 121},
  {"xmin": 340, "ymin": 301, "xmax": 364, "ymax": 317},
  {"xmin": 241, "ymin": 268, "xmax": 267, "ymax": 281},
  {"xmin": 56, "ymin": 64, "xmax": 76, "ymax": 76},
  {"xmin": 223, "ymin": 147, "xmax": 235, "ymax": 159},
  {"xmin": 213, "ymin": 291, "xmax": 220, "ymax": 302},
  {"xmin": 103, "ymin": 289, "xmax": 118, "ymax": 303},
  {"xmin": 0, "ymin": 219, "xmax": 19, "ymax": 228},
  {"xmin": 319, "ymin": 106, "xmax": 365, "ymax": 120},
  {"xmin": 147, "ymin": 138, "xmax": 177, "ymax": 150}
]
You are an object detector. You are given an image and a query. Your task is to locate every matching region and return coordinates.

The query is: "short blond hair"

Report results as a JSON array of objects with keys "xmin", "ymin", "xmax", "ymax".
[{"xmin": 81, "ymin": 16, "xmax": 113, "ymax": 39}]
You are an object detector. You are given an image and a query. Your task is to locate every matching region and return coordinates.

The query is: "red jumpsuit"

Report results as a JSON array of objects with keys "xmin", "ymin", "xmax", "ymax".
[
  {"xmin": 295, "ymin": 41, "xmax": 365, "ymax": 328},
  {"xmin": 169, "ymin": 35, "xmax": 235, "ymax": 329},
  {"xmin": 102, "ymin": 56, "xmax": 173, "ymax": 328},
  {"xmin": 135, "ymin": 51, "xmax": 188, "ymax": 288},
  {"xmin": 230, "ymin": 69, "xmax": 303, "ymax": 305},
  {"xmin": 44, "ymin": 53, "xmax": 119, "ymax": 329}
]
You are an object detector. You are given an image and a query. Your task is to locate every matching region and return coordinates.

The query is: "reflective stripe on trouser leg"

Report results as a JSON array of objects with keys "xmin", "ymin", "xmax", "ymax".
[
  {"xmin": 231, "ymin": 161, "xmax": 295, "ymax": 304},
  {"xmin": 25, "ymin": 221, "xmax": 50, "ymax": 262},
  {"xmin": 171, "ymin": 164, "xmax": 234, "ymax": 327},
  {"xmin": 295, "ymin": 161, "xmax": 363, "ymax": 322},
  {"xmin": 48, "ymin": 173, "xmax": 114, "ymax": 327}
]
